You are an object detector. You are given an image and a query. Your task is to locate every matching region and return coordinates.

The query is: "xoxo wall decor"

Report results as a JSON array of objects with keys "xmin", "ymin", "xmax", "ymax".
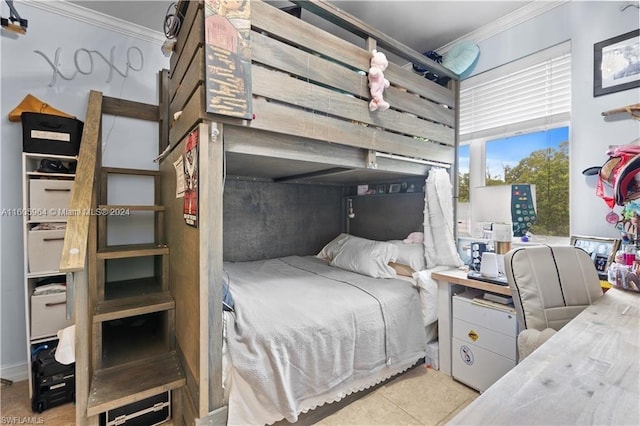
[{"xmin": 33, "ymin": 46, "xmax": 144, "ymax": 87}]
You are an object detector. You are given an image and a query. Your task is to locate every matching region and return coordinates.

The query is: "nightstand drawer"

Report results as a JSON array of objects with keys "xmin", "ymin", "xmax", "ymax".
[
  {"xmin": 452, "ymin": 337, "xmax": 516, "ymax": 392},
  {"xmin": 453, "ymin": 294, "xmax": 517, "ymax": 336},
  {"xmin": 453, "ymin": 318, "xmax": 516, "ymax": 360}
]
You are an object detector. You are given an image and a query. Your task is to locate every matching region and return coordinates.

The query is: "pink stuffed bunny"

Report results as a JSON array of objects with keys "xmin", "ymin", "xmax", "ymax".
[{"xmin": 368, "ymin": 49, "xmax": 390, "ymax": 111}]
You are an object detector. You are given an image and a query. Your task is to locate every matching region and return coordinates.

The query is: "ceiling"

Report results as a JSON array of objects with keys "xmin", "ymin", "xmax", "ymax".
[{"xmin": 69, "ymin": 0, "xmax": 530, "ymax": 54}]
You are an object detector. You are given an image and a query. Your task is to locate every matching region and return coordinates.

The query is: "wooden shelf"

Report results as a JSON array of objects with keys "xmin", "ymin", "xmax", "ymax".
[
  {"xmin": 94, "ymin": 292, "xmax": 174, "ymax": 323},
  {"xmin": 87, "ymin": 351, "xmax": 185, "ymax": 417},
  {"xmin": 97, "ymin": 244, "xmax": 168, "ymax": 260},
  {"xmin": 27, "ymin": 171, "xmax": 75, "ymax": 179}
]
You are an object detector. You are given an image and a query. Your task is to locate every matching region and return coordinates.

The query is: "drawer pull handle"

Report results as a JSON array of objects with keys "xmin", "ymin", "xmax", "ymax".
[
  {"xmin": 43, "ymin": 237, "xmax": 65, "ymax": 242},
  {"xmin": 45, "ymin": 301, "xmax": 66, "ymax": 307},
  {"xmin": 44, "ymin": 188, "xmax": 71, "ymax": 192},
  {"xmin": 468, "ymin": 330, "xmax": 479, "ymax": 342}
]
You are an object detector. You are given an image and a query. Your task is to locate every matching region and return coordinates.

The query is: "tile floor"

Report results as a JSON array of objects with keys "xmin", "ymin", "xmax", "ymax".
[
  {"xmin": 317, "ymin": 366, "xmax": 479, "ymax": 425},
  {"xmin": 1, "ymin": 366, "xmax": 477, "ymax": 425}
]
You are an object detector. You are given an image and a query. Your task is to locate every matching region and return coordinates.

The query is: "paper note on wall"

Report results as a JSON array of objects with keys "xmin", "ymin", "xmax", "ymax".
[{"xmin": 174, "ymin": 155, "xmax": 185, "ymax": 198}]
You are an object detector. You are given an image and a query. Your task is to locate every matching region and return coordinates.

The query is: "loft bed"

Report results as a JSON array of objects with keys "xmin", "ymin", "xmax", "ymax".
[{"xmin": 158, "ymin": 0, "xmax": 459, "ymax": 424}]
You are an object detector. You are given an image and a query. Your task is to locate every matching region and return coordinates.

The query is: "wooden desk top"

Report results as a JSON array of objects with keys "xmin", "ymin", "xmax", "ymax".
[
  {"xmin": 449, "ymin": 288, "xmax": 640, "ymax": 425},
  {"xmin": 431, "ymin": 268, "xmax": 512, "ymax": 296}
]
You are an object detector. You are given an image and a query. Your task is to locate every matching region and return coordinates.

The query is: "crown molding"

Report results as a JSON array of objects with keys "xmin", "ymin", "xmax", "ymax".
[
  {"xmin": 438, "ymin": 1, "xmax": 568, "ymax": 53},
  {"xmin": 22, "ymin": 0, "xmax": 166, "ymax": 45},
  {"xmin": 400, "ymin": 1, "xmax": 568, "ymax": 71}
]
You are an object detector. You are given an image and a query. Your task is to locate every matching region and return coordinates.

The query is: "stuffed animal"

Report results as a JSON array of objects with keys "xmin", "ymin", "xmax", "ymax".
[
  {"xmin": 403, "ymin": 231, "xmax": 424, "ymax": 244},
  {"xmin": 368, "ymin": 49, "xmax": 390, "ymax": 112}
]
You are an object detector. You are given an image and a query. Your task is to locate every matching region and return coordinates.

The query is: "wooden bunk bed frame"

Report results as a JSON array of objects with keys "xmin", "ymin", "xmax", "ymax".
[{"xmin": 159, "ymin": 1, "xmax": 459, "ymax": 423}]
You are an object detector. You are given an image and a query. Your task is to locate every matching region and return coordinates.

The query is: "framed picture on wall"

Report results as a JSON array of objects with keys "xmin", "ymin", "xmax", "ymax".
[
  {"xmin": 570, "ymin": 235, "xmax": 620, "ymax": 278},
  {"xmin": 593, "ymin": 29, "xmax": 640, "ymax": 97},
  {"xmin": 376, "ymin": 184, "xmax": 386, "ymax": 194}
]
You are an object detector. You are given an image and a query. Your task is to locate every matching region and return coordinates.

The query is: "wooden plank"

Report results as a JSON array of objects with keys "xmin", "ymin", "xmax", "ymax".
[
  {"xmin": 169, "ymin": 87, "xmax": 207, "ymax": 149},
  {"xmin": 160, "ymin": 134, "xmax": 201, "ymax": 413},
  {"xmin": 384, "ymin": 85, "xmax": 454, "ymax": 126},
  {"xmin": 60, "ymin": 90, "xmax": 102, "ymax": 273},
  {"xmin": 251, "ymin": 30, "xmax": 368, "ymax": 99},
  {"xmin": 249, "ymin": 96, "xmax": 454, "ymax": 160},
  {"xmin": 93, "ymin": 292, "xmax": 175, "ymax": 323},
  {"xmin": 96, "ymin": 243, "xmax": 169, "ymax": 260},
  {"xmin": 224, "ymin": 127, "xmax": 448, "ymax": 175},
  {"xmin": 102, "ymin": 96, "xmax": 159, "ymax": 121},
  {"xmin": 73, "ymin": 269, "xmax": 90, "ymax": 426},
  {"xmin": 225, "ymin": 126, "xmax": 364, "ymax": 166},
  {"xmin": 170, "ymin": 0, "xmax": 202, "ymax": 80},
  {"xmin": 170, "ymin": 46, "xmax": 204, "ymax": 120},
  {"xmin": 199, "ymin": 122, "xmax": 224, "ymax": 413},
  {"xmin": 87, "ymin": 351, "xmax": 186, "ymax": 416},
  {"xmin": 385, "ymin": 61, "xmax": 456, "ymax": 108},
  {"xmin": 450, "ymin": 289, "xmax": 640, "ymax": 425},
  {"xmin": 252, "ymin": 65, "xmax": 453, "ymax": 143},
  {"xmin": 170, "ymin": 2, "xmax": 203, "ymax": 104},
  {"xmin": 252, "ymin": 0, "xmax": 368, "ymax": 73},
  {"xmin": 176, "ymin": 343, "xmax": 201, "ymax": 422},
  {"xmin": 251, "ymin": 1, "xmax": 455, "ymax": 106},
  {"xmin": 290, "ymin": 0, "xmax": 457, "ymax": 80},
  {"xmin": 159, "ymin": 69, "xmax": 171, "ymax": 153}
]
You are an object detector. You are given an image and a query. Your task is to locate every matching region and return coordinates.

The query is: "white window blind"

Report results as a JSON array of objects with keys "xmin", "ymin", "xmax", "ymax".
[{"xmin": 460, "ymin": 42, "xmax": 571, "ymax": 140}]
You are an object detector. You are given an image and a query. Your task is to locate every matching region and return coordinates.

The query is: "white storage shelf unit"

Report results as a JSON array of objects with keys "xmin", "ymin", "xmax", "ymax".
[
  {"xmin": 452, "ymin": 289, "xmax": 518, "ymax": 392},
  {"xmin": 22, "ymin": 152, "xmax": 76, "ymax": 396}
]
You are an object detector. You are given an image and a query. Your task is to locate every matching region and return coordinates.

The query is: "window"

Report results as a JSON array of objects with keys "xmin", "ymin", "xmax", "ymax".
[
  {"xmin": 485, "ymin": 127, "xmax": 569, "ymax": 236},
  {"xmin": 457, "ymin": 43, "xmax": 571, "ymax": 240}
]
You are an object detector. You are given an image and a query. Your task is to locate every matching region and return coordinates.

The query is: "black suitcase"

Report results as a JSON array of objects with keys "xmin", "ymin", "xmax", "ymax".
[
  {"xmin": 31, "ymin": 345, "xmax": 75, "ymax": 413},
  {"xmin": 22, "ymin": 112, "xmax": 83, "ymax": 156},
  {"xmin": 99, "ymin": 391, "xmax": 171, "ymax": 426}
]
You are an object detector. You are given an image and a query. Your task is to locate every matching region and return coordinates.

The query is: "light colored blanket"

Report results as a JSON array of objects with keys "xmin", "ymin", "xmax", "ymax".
[{"xmin": 224, "ymin": 256, "xmax": 427, "ymax": 425}]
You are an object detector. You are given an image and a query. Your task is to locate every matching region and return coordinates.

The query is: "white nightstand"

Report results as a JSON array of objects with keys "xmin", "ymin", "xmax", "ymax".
[{"xmin": 452, "ymin": 289, "xmax": 518, "ymax": 392}]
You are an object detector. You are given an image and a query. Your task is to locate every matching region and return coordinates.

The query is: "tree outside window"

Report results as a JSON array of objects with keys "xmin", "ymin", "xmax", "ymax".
[{"xmin": 484, "ymin": 127, "xmax": 569, "ymax": 237}]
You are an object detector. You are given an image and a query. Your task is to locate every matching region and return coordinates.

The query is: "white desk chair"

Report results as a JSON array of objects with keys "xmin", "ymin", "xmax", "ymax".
[{"xmin": 504, "ymin": 245, "xmax": 604, "ymax": 360}]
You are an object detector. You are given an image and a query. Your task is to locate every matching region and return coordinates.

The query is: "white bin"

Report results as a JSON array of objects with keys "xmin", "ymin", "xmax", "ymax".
[
  {"xmin": 31, "ymin": 291, "xmax": 72, "ymax": 339},
  {"xmin": 28, "ymin": 229, "xmax": 65, "ymax": 273}
]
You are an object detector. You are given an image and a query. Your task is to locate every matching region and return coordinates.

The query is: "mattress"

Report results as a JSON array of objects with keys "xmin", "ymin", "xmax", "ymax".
[{"xmin": 222, "ymin": 255, "xmax": 428, "ymax": 425}]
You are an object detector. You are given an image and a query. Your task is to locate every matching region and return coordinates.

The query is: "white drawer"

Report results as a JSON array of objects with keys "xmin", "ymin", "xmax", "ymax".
[
  {"xmin": 28, "ymin": 229, "xmax": 65, "ymax": 273},
  {"xmin": 453, "ymin": 318, "xmax": 516, "ymax": 360},
  {"xmin": 31, "ymin": 291, "xmax": 72, "ymax": 339},
  {"xmin": 452, "ymin": 337, "xmax": 516, "ymax": 392},
  {"xmin": 29, "ymin": 179, "xmax": 73, "ymax": 220},
  {"xmin": 453, "ymin": 294, "xmax": 517, "ymax": 336}
]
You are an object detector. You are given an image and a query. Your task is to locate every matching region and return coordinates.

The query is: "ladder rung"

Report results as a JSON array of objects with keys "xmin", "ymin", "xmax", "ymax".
[
  {"xmin": 94, "ymin": 292, "xmax": 174, "ymax": 323},
  {"xmin": 96, "ymin": 244, "xmax": 168, "ymax": 260},
  {"xmin": 87, "ymin": 352, "xmax": 185, "ymax": 417}
]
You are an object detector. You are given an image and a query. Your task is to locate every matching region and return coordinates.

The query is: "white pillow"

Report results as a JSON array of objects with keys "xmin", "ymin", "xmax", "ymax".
[
  {"xmin": 388, "ymin": 240, "xmax": 426, "ymax": 272},
  {"xmin": 330, "ymin": 236, "xmax": 398, "ymax": 278},
  {"xmin": 316, "ymin": 233, "xmax": 352, "ymax": 261}
]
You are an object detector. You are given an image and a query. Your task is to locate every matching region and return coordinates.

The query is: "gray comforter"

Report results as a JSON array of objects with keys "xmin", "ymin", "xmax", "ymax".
[{"xmin": 224, "ymin": 256, "xmax": 427, "ymax": 424}]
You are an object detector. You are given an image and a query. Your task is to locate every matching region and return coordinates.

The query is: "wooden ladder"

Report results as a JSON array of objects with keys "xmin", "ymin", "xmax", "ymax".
[{"xmin": 77, "ymin": 92, "xmax": 185, "ymax": 424}]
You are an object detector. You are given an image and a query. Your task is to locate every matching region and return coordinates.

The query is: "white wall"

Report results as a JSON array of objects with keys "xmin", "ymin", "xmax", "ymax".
[
  {"xmin": 0, "ymin": 2, "xmax": 168, "ymax": 380},
  {"xmin": 468, "ymin": 1, "xmax": 639, "ymax": 239}
]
